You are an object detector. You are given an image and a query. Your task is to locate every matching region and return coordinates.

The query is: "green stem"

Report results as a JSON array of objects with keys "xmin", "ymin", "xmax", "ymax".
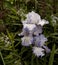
[
  {"xmin": 35, "ymin": 0, "xmax": 38, "ymax": 11},
  {"xmin": 0, "ymin": 51, "xmax": 6, "ymax": 65},
  {"xmin": 31, "ymin": 55, "xmax": 33, "ymax": 65},
  {"xmin": 36, "ymin": 58, "xmax": 38, "ymax": 65},
  {"xmin": 48, "ymin": 15, "xmax": 56, "ymax": 65},
  {"xmin": 43, "ymin": 56, "xmax": 46, "ymax": 65},
  {"xmin": 36, "ymin": 57, "xmax": 39, "ymax": 65},
  {"xmin": 48, "ymin": 44, "xmax": 55, "ymax": 65}
]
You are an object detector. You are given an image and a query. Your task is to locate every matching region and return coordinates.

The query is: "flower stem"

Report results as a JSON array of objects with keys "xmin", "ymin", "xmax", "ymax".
[
  {"xmin": 48, "ymin": 44, "xmax": 55, "ymax": 65},
  {"xmin": 35, "ymin": 0, "xmax": 38, "ymax": 11}
]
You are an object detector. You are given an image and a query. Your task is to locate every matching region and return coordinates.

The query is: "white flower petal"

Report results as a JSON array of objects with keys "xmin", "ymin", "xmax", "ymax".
[
  {"xmin": 23, "ymin": 24, "xmax": 36, "ymax": 31},
  {"xmin": 38, "ymin": 19, "xmax": 49, "ymax": 26},
  {"xmin": 26, "ymin": 11, "xmax": 41, "ymax": 24},
  {"xmin": 32, "ymin": 47, "xmax": 45, "ymax": 57}
]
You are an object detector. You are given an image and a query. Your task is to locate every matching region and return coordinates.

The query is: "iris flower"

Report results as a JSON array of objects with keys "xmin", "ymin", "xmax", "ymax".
[{"xmin": 18, "ymin": 11, "xmax": 50, "ymax": 57}]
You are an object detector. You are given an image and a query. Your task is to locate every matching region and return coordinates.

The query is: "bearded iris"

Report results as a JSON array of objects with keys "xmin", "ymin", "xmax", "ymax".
[{"xmin": 18, "ymin": 11, "xmax": 50, "ymax": 57}]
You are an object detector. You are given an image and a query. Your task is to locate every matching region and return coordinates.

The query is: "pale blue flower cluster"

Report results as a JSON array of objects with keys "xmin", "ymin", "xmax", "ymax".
[{"xmin": 18, "ymin": 11, "xmax": 50, "ymax": 57}]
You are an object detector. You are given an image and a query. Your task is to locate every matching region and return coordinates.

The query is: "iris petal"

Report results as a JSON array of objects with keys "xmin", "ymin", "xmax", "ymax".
[
  {"xmin": 32, "ymin": 47, "xmax": 45, "ymax": 57},
  {"xmin": 21, "ymin": 36, "xmax": 33, "ymax": 46},
  {"xmin": 43, "ymin": 46, "xmax": 51, "ymax": 53},
  {"xmin": 34, "ymin": 34, "xmax": 47, "ymax": 47}
]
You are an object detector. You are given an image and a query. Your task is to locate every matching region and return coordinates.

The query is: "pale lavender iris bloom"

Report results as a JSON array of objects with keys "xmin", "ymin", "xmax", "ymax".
[
  {"xmin": 18, "ymin": 27, "xmax": 34, "ymax": 46},
  {"xmin": 34, "ymin": 34, "xmax": 47, "ymax": 47},
  {"xmin": 18, "ymin": 24, "xmax": 36, "ymax": 36},
  {"xmin": 23, "ymin": 24, "xmax": 36, "ymax": 35},
  {"xmin": 21, "ymin": 36, "xmax": 34, "ymax": 46},
  {"xmin": 26, "ymin": 11, "xmax": 41, "ymax": 24},
  {"xmin": 18, "ymin": 11, "xmax": 50, "ymax": 57},
  {"xmin": 22, "ymin": 11, "xmax": 49, "ymax": 26}
]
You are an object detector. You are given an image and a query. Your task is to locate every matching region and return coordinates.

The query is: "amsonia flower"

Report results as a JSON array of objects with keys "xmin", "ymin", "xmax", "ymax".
[
  {"xmin": 21, "ymin": 36, "xmax": 34, "ymax": 46},
  {"xmin": 34, "ymin": 34, "xmax": 47, "ymax": 47},
  {"xmin": 32, "ymin": 46, "xmax": 45, "ymax": 57}
]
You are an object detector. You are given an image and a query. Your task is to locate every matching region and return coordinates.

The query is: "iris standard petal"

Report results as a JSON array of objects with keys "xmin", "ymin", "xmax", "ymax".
[{"xmin": 26, "ymin": 11, "xmax": 41, "ymax": 24}]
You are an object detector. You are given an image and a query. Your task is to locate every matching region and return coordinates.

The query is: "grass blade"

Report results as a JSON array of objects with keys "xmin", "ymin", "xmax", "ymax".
[{"xmin": 48, "ymin": 44, "xmax": 56, "ymax": 65}]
